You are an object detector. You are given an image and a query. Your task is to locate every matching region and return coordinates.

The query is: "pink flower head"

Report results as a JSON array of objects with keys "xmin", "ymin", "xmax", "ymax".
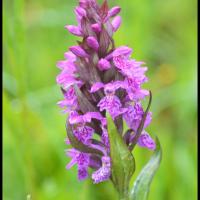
[{"xmin": 57, "ymin": 0, "xmax": 155, "ymax": 185}]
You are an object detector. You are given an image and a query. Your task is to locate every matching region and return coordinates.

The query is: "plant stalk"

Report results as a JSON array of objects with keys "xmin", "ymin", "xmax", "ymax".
[{"xmin": 119, "ymin": 188, "xmax": 130, "ymax": 200}]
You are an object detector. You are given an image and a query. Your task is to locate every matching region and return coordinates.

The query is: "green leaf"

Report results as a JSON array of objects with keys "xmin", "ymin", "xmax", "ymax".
[
  {"xmin": 130, "ymin": 137, "xmax": 162, "ymax": 200},
  {"xmin": 107, "ymin": 113, "xmax": 135, "ymax": 200}
]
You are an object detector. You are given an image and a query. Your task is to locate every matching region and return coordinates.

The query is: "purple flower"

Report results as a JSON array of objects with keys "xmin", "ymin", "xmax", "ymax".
[
  {"xmin": 78, "ymin": 167, "xmax": 89, "ymax": 180},
  {"xmin": 91, "ymin": 81, "xmax": 127, "ymax": 119},
  {"xmin": 69, "ymin": 111, "xmax": 105, "ymax": 124},
  {"xmin": 73, "ymin": 125, "xmax": 94, "ymax": 144},
  {"xmin": 124, "ymin": 78, "xmax": 149, "ymax": 101},
  {"xmin": 123, "ymin": 102, "xmax": 152, "ymax": 132},
  {"xmin": 113, "ymin": 56, "xmax": 147, "ymax": 79},
  {"xmin": 56, "ymin": 60, "xmax": 76, "ymax": 72},
  {"xmin": 66, "ymin": 149, "xmax": 90, "ymax": 180},
  {"xmin": 92, "ymin": 156, "xmax": 111, "ymax": 183},
  {"xmin": 57, "ymin": 0, "xmax": 155, "ymax": 185},
  {"xmin": 90, "ymin": 81, "xmax": 125, "ymax": 94},
  {"xmin": 101, "ymin": 128, "xmax": 110, "ymax": 149},
  {"xmin": 56, "ymin": 73, "xmax": 83, "ymax": 89},
  {"xmin": 64, "ymin": 51, "xmax": 76, "ymax": 61},
  {"xmin": 106, "ymin": 46, "xmax": 132, "ymax": 60},
  {"xmin": 137, "ymin": 131, "xmax": 156, "ymax": 150},
  {"xmin": 57, "ymin": 87, "xmax": 78, "ymax": 112},
  {"xmin": 66, "ymin": 149, "xmax": 90, "ymax": 167},
  {"xmin": 98, "ymin": 95, "xmax": 126, "ymax": 119}
]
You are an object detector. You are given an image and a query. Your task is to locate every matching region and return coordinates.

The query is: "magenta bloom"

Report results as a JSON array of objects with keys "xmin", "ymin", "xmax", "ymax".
[{"xmin": 56, "ymin": 0, "xmax": 155, "ymax": 184}]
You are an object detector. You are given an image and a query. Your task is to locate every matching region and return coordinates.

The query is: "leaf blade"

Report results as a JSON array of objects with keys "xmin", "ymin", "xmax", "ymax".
[
  {"xmin": 107, "ymin": 113, "xmax": 135, "ymax": 199},
  {"xmin": 130, "ymin": 137, "xmax": 162, "ymax": 200}
]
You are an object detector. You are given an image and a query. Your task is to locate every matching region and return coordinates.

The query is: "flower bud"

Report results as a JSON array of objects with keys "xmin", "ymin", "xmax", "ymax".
[
  {"xmin": 79, "ymin": 0, "xmax": 87, "ymax": 8},
  {"xmin": 108, "ymin": 6, "xmax": 121, "ymax": 18},
  {"xmin": 86, "ymin": 36, "xmax": 99, "ymax": 51},
  {"xmin": 91, "ymin": 23, "xmax": 102, "ymax": 33},
  {"xmin": 65, "ymin": 25, "xmax": 82, "ymax": 36},
  {"xmin": 79, "ymin": 0, "xmax": 96, "ymax": 9},
  {"xmin": 69, "ymin": 46, "xmax": 89, "ymax": 58},
  {"xmin": 112, "ymin": 16, "xmax": 121, "ymax": 32},
  {"xmin": 75, "ymin": 6, "xmax": 87, "ymax": 18},
  {"xmin": 98, "ymin": 59, "xmax": 111, "ymax": 71}
]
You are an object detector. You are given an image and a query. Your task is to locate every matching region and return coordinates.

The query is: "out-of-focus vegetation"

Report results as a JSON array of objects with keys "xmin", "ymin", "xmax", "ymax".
[{"xmin": 3, "ymin": 0, "xmax": 197, "ymax": 199}]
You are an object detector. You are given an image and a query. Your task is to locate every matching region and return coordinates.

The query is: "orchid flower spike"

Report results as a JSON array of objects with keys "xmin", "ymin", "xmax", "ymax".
[{"xmin": 56, "ymin": 0, "xmax": 155, "ymax": 186}]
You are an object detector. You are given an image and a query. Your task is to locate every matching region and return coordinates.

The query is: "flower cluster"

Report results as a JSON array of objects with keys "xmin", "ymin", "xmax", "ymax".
[{"xmin": 56, "ymin": 0, "xmax": 155, "ymax": 184}]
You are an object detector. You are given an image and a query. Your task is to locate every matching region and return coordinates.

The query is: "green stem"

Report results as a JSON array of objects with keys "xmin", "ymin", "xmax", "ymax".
[
  {"xmin": 119, "ymin": 194, "xmax": 129, "ymax": 200},
  {"xmin": 119, "ymin": 189, "xmax": 130, "ymax": 200}
]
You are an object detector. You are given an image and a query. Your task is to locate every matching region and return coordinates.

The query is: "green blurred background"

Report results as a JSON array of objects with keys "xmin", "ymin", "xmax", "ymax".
[{"xmin": 3, "ymin": 0, "xmax": 197, "ymax": 199}]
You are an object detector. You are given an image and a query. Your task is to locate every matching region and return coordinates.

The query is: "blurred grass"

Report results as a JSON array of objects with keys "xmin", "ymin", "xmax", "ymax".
[{"xmin": 3, "ymin": 0, "xmax": 197, "ymax": 200}]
